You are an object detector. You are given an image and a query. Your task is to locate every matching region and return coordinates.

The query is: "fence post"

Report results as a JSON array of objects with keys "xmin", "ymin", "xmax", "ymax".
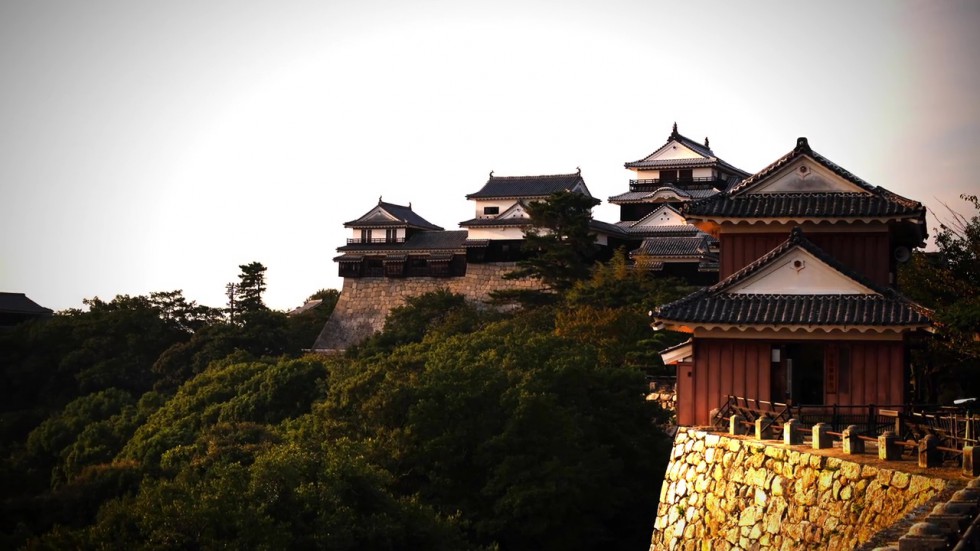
[
  {"xmin": 784, "ymin": 419, "xmax": 802, "ymax": 445},
  {"xmin": 964, "ymin": 446, "xmax": 980, "ymax": 477},
  {"xmin": 730, "ymin": 414, "xmax": 745, "ymax": 436},
  {"xmin": 812, "ymin": 422, "xmax": 832, "ymax": 449},
  {"xmin": 755, "ymin": 417, "xmax": 771, "ymax": 440},
  {"xmin": 842, "ymin": 425, "xmax": 864, "ymax": 454},
  {"xmin": 878, "ymin": 431, "xmax": 900, "ymax": 461},
  {"xmin": 918, "ymin": 434, "xmax": 941, "ymax": 468}
]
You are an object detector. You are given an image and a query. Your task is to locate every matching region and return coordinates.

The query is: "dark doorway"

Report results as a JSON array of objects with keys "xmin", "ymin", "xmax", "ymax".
[{"xmin": 787, "ymin": 343, "xmax": 825, "ymax": 405}]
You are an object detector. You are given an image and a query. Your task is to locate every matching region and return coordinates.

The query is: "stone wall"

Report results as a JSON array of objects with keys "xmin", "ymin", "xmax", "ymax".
[
  {"xmin": 647, "ymin": 377, "xmax": 677, "ymax": 414},
  {"xmin": 312, "ymin": 263, "xmax": 543, "ymax": 351},
  {"xmin": 651, "ymin": 428, "xmax": 957, "ymax": 551}
]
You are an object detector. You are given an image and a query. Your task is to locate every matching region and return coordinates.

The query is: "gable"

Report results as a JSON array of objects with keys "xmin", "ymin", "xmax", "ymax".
[
  {"xmin": 743, "ymin": 157, "xmax": 870, "ymax": 195},
  {"xmin": 356, "ymin": 206, "xmax": 400, "ymax": 224},
  {"xmin": 498, "ymin": 202, "xmax": 530, "ymax": 220},
  {"xmin": 633, "ymin": 205, "xmax": 688, "ymax": 228},
  {"xmin": 645, "ymin": 140, "xmax": 707, "ymax": 162},
  {"xmin": 726, "ymin": 246, "xmax": 876, "ymax": 295},
  {"xmin": 647, "ymin": 187, "xmax": 690, "ymax": 202}
]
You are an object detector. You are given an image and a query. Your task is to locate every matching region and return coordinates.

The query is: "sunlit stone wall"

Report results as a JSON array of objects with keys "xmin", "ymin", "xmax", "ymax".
[
  {"xmin": 651, "ymin": 428, "xmax": 954, "ymax": 551},
  {"xmin": 312, "ymin": 263, "xmax": 542, "ymax": 351}
]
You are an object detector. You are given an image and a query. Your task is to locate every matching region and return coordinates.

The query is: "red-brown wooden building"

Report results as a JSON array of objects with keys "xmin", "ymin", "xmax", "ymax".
[{"xmin": 654, "ymin": 137, "xmax": 931, "ymax": 426}]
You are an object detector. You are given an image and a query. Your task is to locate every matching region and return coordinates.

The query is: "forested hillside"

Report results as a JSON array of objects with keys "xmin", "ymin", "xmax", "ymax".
[{"xmin": 1, "ymin": 256, "xmax": 688, "ymax": 550}]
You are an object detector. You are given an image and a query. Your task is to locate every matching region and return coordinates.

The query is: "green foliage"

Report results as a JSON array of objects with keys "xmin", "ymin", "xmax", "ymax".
[
  {"xmin": 504, "ymin": 191, "xmax": 602, "ymax": 291},
  {"xmin": 901, "ymin": 194, "xmax": 980, "ymax": 401},
  {"xmin": 4, "ymin": 262, "xmax": 678, "ymax": 549},
  {"xmin": 121, "ymin": 356, "xmax": 327, "ymax": 472},
  {"xmin": 236, "ymin": 261, "xmax": 269, "ymax": 315}
]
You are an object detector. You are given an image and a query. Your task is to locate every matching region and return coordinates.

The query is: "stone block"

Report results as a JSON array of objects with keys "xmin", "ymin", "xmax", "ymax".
[
  {"xmin": 842, "ymin": 425, "xmax": 865, "ymax": 455},
  {"xmin": 812, "ymin": 422, "xmax": 832, "ymax": 449},
  {"xmin": 730, "ymin": 414, "xmax": 746, "ymax": 436},
  {"xmin": 784, "ymin": 419, "xmax": 803, "ymax": 445},
  {"xmin": 755, "ymin": 417, "xmax": 772, "ymax": 440},
  {"xmin": 878, "ymin": 431, "xmax": 902, "ymax": 461},
  {"xmin": 917, "ymin": 435, "xmax": 941, "ymax": 468}
]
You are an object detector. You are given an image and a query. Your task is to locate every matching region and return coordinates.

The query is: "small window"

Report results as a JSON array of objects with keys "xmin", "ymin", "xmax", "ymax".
[
  {"xmin": 484, "ymin": 206, "xmax": 500, "ymax": 215},
  {"xmin": 659, "ymin": 170, "xmax": 677, "ymax": 182},
  {"xmin": 679, "ymin": 169, "xmax": 693, "ymax": 182},
  {"xmin": 386, "ymin": 228, "xmax": 397, "ymax": 242}
]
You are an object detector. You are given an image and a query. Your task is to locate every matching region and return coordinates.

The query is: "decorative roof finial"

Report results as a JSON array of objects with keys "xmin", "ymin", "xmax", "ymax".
[
  {"xmin": 378, "ymin": 195, "xmax": 382, "ymax": 204},
  {"xmin": 704, "ymin": 137, "xmax": 710, "ymax": 149},
  {"xmin": 790, "ymin": 226, "xmax": 804, "ymax": 240},
  {"xmin": 671, "ymin": 121, "xmax": 678, "ymax": 137},
  {"xmin": 576, "ymin": 166, "xmax": 581, "ymax": 174},
  {"xmin": 795, "ymin": 137, "xmax": 811, "ymax": 154},
  {"xmin": 409, "ymin": 202, "xmax": 412, "ymax": 209},
  {"xmin": 489, "ymin": 170, "xmax": 494, "ymax": 178}
]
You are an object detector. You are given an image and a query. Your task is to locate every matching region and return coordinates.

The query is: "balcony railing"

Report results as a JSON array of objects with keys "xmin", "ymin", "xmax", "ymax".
[
  {"xmin": 347, "ymin": 237, "xmax": 406, "ymax": 244},
  {"xmin": 629, "ymin": 177, "xmax": 717, "ymax": 187}
]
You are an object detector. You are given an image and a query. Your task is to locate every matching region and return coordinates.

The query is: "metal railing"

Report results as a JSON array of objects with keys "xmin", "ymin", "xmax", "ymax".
[{"xmin": 346, "ymin": 237, "xmax": 406, "ymax": 244}]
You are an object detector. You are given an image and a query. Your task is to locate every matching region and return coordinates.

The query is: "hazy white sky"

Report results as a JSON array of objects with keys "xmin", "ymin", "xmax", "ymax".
[{"xmin": 1, "ymin": 0, "xmax": 978, "ymax": 312}]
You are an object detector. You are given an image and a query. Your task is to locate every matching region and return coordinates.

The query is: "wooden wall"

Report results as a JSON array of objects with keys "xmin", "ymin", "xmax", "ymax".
[
  {"xmin": 720, "ymin": 231, "xmax": 891, "ymax": 286},
  {"xmin": 680, "ymin": 339, "xmax": 771, "ymax": 426},
  {"xmin": 679, "ymin": 338, "xmax": 906, "ymax": 426}
]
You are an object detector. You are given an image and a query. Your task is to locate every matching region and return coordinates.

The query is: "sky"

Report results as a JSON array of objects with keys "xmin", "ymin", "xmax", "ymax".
[{"xmin": 1, "ymin": 0, "xmax": 978, "ymax": 313}]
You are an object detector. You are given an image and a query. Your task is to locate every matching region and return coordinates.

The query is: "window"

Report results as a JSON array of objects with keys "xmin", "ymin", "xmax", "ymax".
[
  {"xmin": 484, "ymin": 206, "xmax": 500, "ymax": 215},
  {"xmin": 679, "ymin": 169, "xmax": 693, "ymax": 182},
  {"xmin": 360, "ymin": 229, "xmax": 372, "ymax": 243},
  {"xmin": 386, "ymin": 228, "xmax": 397, "ymax": 242},
  {"xmin": 659, "ymin": 170, "xmax": 677, "ymax": 182}
]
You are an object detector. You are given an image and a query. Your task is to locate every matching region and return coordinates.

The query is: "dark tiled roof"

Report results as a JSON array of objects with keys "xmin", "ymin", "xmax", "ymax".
[
  {"xmin": 616, "ymin": 222, "xmax": 702, "ymax": 236},
  {"xmin": 654, "ymin": 228, "xmax": 931, "ymax": 328},
  {"xmin": 683, "ymin": 192, "xmax": 925, "ymax": 219},
  {"xmin": 465, "ymin": 171, "xmax": 590, "ymax": 199},
  {"xmin": 624, "ymin": 125, "xmax": 749, "ymax": 177},
  {"xmin": 609, "ymin": 185, "xmax": 719, "ymax": 204},
  {"xmin": 686, "ymin": 138, "xmax": 926, "ymax": 224},
  {"xmin": 459, "ymin": 217, "xmax": 532, "ymax": 228},
  {"xmin": 589, "ymin": 219, "xmax": 628, "ymax": 236},
  {"xmin": 632, "ymin": 236, "xmax": 716, "ymax": 258},
  {"xmin": 0, "ymin": 292, "xmax": 53, "ymax": 315},
  {"xmin": 656, "ymin": 294, "xmax": 931, "ymax": 326},
  {"xmin": 344, "ymin": 201, "xmax": 443, "ymax": 231}
]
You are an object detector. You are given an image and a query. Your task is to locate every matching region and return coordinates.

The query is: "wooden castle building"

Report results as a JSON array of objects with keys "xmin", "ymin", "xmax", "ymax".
[
  {"xmin": 609, "ymin": 124, "xmax": 748, "ymax": 283},
  {"xmin": 653, "ymin": 137, "xmax": 931, "ymax": 426}
]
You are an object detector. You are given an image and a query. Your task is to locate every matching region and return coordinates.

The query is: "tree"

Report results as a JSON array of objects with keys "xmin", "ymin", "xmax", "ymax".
[
  {"xmin": 900, "ymin": 194, "xmax": 980, "ymax": 401},
  {"xmin": 504, "ymin": 191, "xmax": 601, "ymax": 292},
  {"xmin": 235, "ymin": 262, "xmax": 268, "ymax": 316}
]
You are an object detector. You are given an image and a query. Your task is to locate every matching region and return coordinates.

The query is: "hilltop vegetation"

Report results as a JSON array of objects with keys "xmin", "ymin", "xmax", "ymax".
[{"xmin": 0, "ymin": 254, "xmax": 689, "ymax": 550}]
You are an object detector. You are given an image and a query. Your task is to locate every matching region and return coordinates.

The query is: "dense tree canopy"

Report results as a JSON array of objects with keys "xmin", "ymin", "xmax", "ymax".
[{"xmin": 1, "ymin": 254, "xmax": 684, "ymax": 549}]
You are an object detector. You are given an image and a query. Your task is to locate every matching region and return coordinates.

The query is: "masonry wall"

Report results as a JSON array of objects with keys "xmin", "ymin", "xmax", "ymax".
[
  {"xmin": 651, "ymin": 428, "xmax": 953, "ymax": 551},
  {"xmin": 312, "ymin": 263, "xmax": 543, "ymax": 351}
]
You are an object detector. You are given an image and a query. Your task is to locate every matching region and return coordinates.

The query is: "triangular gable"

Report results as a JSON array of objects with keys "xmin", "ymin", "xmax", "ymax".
[
  {"xmin": 349, "ymin": 205, "xmax": 400, "ymax": 225},
  {"xmin": 497, "ymin": 201, "xmax": 531, "ymax": 221},
  {"xmin": 569, "ymin": 181, "xmax": 591, "ymax": 197},
  {"xmin": 632, "ymin": 204, "xmax": 688, "ymax": 229},
  {"xmin": 741, "ymin": 156, "xmax": 871, "ymax": 195},
  {"xmin": 640, "ymin": 139, "xmax": 708, "ymax": 163},
  {"xmin": 726, "ymin": 245, "xmax": 876, "ymax": 295}
]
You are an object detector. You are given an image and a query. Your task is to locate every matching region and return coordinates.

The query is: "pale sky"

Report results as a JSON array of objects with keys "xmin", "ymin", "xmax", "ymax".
[{"xmin": 1, "ymin": 0, "xmax": 978, "ymax": 312}]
